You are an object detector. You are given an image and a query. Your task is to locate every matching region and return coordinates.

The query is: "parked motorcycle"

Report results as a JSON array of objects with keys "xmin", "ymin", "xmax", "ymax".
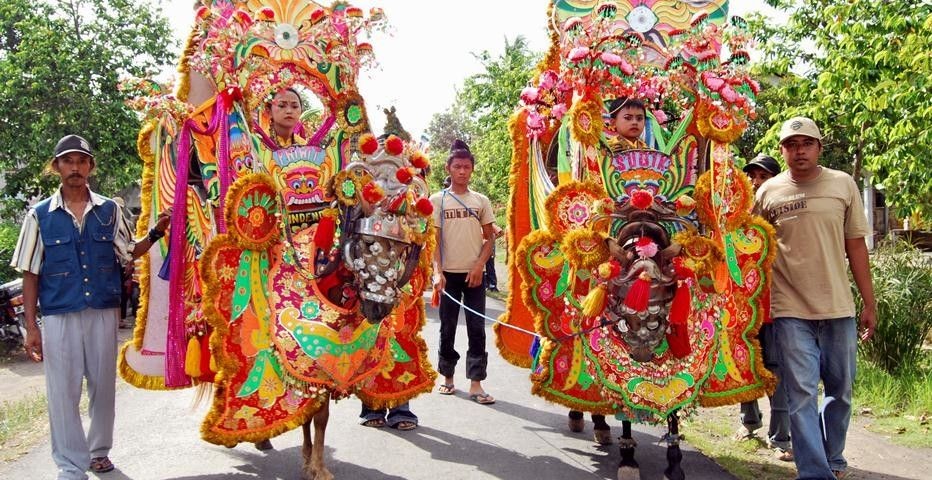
[{"xmin": 0, "ymin": 278, "xmax": 30, "ymax": 356}]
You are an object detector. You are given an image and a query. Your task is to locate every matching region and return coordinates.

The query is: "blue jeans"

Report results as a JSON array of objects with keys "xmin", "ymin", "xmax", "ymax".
[
  {"xmin": 775, "ymin": 317, "xmax": 856, "ymax": 479},
  {"xmin": 739, "ymin": 323, "xmax": 791, "ymax": 450},
  {"xmin": 359, "ymin": 402, "xmax": 418, "ymax": 428}
]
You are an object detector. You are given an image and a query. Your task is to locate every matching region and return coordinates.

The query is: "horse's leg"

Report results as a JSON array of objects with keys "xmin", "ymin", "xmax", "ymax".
[
  {"xmin": 311, "ymin": 399, "xmax": 332, "ymax": 480},
  {"xmin": 617, "ymin": 420, "xmax": 640, "ymax": 480},
  {"xmin": 664, "ymin": 411, "xmax": 685, "ymax": 480},
  {"xmin": 301, "ymin": 420, "xmax": 313, "ymax": 479}
]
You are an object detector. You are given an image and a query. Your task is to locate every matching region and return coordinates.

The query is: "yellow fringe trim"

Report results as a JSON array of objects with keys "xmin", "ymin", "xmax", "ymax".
[
  {"xmin": 543, "ymin": 181, "xmax": 607, "ymax": 235},
  {"xmin": 355, "ymin": 296, "xmax": 437, "ymax": 410},
  {"xmin": 176, "ymin": 27, "xmax": 199, "ymax": 103},
  {"xmin": 127, "ymin": 120, "xmax": 157, "ymax": 353},
  {"xmin": 496, "ymin": 109, "xmax": 536, "ymax": 369},
  {"xmin": 118, "ymin": 342, "xmax": 187, "ymax": 391},
  {"xmin": 560, "ymin": 228, "xmax": 609, "ymax": 270},
  {"xmin": 529, "ymin": 339, "xmax": 615, "ymax": 414},
  {"xmin": 200, "ymin": 387, "xmax": 327, "ymax": 447},
  {"xmin": 222, "ymin": 173, "xmax": 281, "ymax": 251}
]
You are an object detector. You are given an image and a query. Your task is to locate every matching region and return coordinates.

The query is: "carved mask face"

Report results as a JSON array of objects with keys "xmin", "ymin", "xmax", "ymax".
[
  {"xmin": 281, "ymin": 161, "xmax": 324, "ymax": 208},
  {"xmin": 343, "ymin": 215, "xmax": 420, "ymax": 323}
]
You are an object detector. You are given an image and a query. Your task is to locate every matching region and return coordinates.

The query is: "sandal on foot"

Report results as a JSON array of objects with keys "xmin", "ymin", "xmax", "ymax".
[
  {"xmin": 394, "ymin": 420, "xmax": 417, "ymax": 431},
  {"xmin": 437, "ymin": 384, "xmax": 455, "ymax": 395},
  {"xmin": 732, "ymin": 425, "xmax": 757, "ymax": 441},
  {"xmin": 469, "ymin": 392, "xmax": 495, "ymax": 405},
  {"xmin": 361, "ymin": 418, "xmax": 386, "ymax": 428},
  {"xmin": 90, "ymin": 456, "xmax": 114, "ymax": 473},
  {"xmin": 776, "ymin": 448, "xmax": 794, "ymax": 462}
]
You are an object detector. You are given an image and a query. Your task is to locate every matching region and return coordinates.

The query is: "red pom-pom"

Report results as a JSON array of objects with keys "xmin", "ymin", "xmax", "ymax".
[
  {"xmin": 345, "ymin": 6, "xmax": 363, "ymax": 18},
  {"xmin": 395, "ymin": 167, "xmax": 413, "ymax": 184},
  {"xmin": 233, "ymin": 9, "xmax": 253, "ymax": 27},
  {"xmin": 415, "ymin": 197, "xmax": 434, "ymax": 216},
  {"xmin": 218, "ymin": 86, "xmax": 242, "ymax": 107},
  {"xmin": 362, "ymin": 182, "xmax": 384, "ymax": 203},
  {"xmin": 257, "ymin": 7, "xmax": 275, "ymax": 21},
  {"xmin": 195, "ymin": 6, "xmax": 211, "ymax": 21},
  {"xmin": 409, "ymin": 151, "xmax": 430, "ymax": 169},
  {"xmin": 630, "ymin": 189, "xmax": 654, "ymax": 210},
  {"xmin": 359, "ymin": 133, "xmax": 378, "ymax": 155},
  {"xmin": 310, "ymin": 8, "xmax": 326, "ymax": 25},
  {"xmin": 313, "ymin": 215, "xmax": 336, "ymax": 253},
  {"xmin": 671, "ymin": 256, "xmax": 694, "ymax": 280},
  {"xmin": 385, "ymin": 135, "xmax": 405, "ymax": 156}
]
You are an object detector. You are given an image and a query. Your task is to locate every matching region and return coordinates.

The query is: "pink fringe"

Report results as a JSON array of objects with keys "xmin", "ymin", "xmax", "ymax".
[{"xmin": 164, "ymin": 98, "xmax": 231, "ymax": 387}]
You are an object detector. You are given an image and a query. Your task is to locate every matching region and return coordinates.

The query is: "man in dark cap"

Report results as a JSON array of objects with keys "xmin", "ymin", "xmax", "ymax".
[
  {"xmin": 743, "ymin": 153, "xmax": 782, "ymax": 193},
  {"xmin": 11, "ymin": 134, "xmax": 171, "ymax": 479},
  {"xmin": 734, "ymin": 153, "xmax": 792, "ymax": 461}
]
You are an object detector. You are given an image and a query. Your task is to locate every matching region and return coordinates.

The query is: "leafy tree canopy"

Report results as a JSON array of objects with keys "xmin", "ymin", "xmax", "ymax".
[
  {"xmin": 425, "ymin": 37, "xmax": 539, "ymax": 217},
  {"xmin": 750, "ymin": 0, "xmax": 932, "ymax": 218},
  {"xmin": 0, "ymin": 0, "xmax": 175, "ymax": 219}
]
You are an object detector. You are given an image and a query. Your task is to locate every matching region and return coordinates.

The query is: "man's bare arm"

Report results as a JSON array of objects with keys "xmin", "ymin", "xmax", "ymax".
[
  {"xmin": 846, "ymin": 237, "xmax": 876, "ymax": 341},
  {"xmin": 22, "ymin": 272, "xmax": 42, "ymax": 361}
]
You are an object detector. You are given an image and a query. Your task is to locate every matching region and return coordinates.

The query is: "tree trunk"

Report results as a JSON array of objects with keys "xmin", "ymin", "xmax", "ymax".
[{"xmin": 851, "ymin": 121, "xmax": 870, "ymax": 184}]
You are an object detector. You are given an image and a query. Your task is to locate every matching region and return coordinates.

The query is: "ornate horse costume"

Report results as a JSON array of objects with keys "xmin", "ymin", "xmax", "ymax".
[
  {"xmin": 496, "ymin": 1, "xmax": 777, "ymax": 479},
  {"xmin": 117, "ymin": 2, "xmax": 435, "ymax": 478}
]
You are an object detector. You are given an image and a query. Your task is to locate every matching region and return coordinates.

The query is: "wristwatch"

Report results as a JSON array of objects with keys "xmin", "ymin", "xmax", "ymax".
[{"xmin": 148, "ymin": 227, "xmax": 165, "ymax": 243}]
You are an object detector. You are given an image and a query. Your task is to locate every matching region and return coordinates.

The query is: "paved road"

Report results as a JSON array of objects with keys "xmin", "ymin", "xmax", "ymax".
[{"xmin": 0, "ymin": 295, "xmax": 735, "ymax": 480}]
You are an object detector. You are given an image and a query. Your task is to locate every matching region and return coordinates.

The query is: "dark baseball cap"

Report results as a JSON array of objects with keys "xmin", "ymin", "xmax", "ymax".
[
  {"xmin": 53, "ymin": 134, "xmax": 94, "ymax": 159},
  {"xmin": 742, "ymin": 154, "xmax": 781, "ymax": 176}
]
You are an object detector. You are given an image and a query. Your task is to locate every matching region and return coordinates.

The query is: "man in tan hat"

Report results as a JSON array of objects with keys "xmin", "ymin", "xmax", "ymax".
[
  {"xmin": 11, "ymin": 134, "xmax": 170, "ymax": 479},
  {"xmin": 754, "ymin": 117, "xmax": 876, "ymax": 480}
]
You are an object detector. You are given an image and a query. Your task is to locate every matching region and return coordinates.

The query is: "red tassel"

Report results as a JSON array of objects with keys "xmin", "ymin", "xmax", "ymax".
[
  {"xmin": 667, "ymin": 281, "xmax": 692, "ymax": 358},
  {"xmin": 624, "ymin": 271, "xmax": 652, "ymax": 311},
  {"xmin": 314, "ymin": 215, "xmax": 336, "ymax": 253},
  {"xmin": 198, "ymin": 331, "xmax": 215, "ymax": 381}
]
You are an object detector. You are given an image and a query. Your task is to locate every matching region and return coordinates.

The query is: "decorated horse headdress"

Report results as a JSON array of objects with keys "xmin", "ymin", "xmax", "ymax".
[
  {"xmin": 118, "ymin": 0, "xmax": 435, "ymax": 445},
  {"xmin": 498, "ymin": 0, "xmax": 775, "ymax": 422}
]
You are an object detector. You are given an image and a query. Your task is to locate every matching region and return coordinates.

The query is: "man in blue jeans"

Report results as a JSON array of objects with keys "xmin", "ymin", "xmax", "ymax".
[{"xmin": 755, "ymin": 117, "xmax": 877, "ymax": 480}]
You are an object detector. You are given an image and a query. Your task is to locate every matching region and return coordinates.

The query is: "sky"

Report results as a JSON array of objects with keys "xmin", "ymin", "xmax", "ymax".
[{"xmin": 159, "ymin": 0, "xmax": 783, "ymax": 139}]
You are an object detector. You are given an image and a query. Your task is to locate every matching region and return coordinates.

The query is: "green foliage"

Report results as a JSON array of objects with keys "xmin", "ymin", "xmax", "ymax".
[
  {"xmin": 750, "ymin": 0, "xmax": 932, "ymax": 217},
  {"xmin": 0, "ymin": 0, "xmax": 175, "ymax": 219},
  {"xmin": 426, "ymin": 37, "xmax": 538, "ymax": 214},
  {"xmin": 739, "ymin": 79, "xmax": 852, "ymax": 174},
  {"xmin": 425, "ymin": 104, "xmax": 474, "ymax": 191},
  {"xmin": 0, "ymin": 222, "xmax": 19, "ymax": 284},
  {"xmin": 854, "ymin": 355, "xmax": 932, "ymax": 447},
  {"xmin": 854, "ymin": 241, "xmax": 932, "ymax": 376}
]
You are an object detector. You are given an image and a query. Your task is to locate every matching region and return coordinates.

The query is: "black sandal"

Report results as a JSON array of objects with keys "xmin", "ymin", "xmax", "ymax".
[
  {"xmin": 361, "ymin": 418, "xmax": 386, "ymax": 428},
  {"xmin": 90, "ymin": 456, "xmax": 114, "ymax": 473}
]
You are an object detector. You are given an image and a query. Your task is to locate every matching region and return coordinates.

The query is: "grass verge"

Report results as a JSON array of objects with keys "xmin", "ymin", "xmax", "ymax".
[
  {"xmin": 681, "ymin": 406, "xmax": 796, "ymax": 480},
  {"xmin": 0, "ymin": 392, "xmax": 49, "ymax": 462},
  {"xmin": 853, "ymin": 356, "xmax": 932, "ymax": 448},
  {"xmin": 0, "ymin": 386, "xmax": 91, "ymax": 463}
]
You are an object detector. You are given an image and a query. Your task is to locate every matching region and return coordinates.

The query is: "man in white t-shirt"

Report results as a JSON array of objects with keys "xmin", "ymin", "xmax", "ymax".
[
  {"xmin": 755, "ymin": 117, "xmax": 876, "ymax": 480},
  {"xmin": 430, "ymin": 139, "xmax": 496, "ymax": 405}
]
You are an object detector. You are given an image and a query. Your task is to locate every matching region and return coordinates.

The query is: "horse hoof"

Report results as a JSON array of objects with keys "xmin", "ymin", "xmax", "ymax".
[
  {"xmin": 315, "ymin": 469, "xmax": 334, "ymax": 480},
  {"xmin": 618, "ymin": 466, "xmax": 641, "ymax": 480}
]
